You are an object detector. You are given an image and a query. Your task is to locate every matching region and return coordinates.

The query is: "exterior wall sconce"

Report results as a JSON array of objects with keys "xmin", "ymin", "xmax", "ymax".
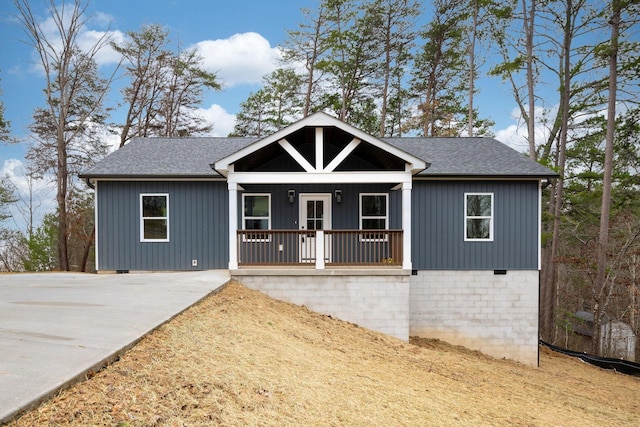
[
  {"xmin": 334, "ymin": 189, "xmax": 342, "ymax": 203},
  {"xmin": 288, "ymin": 189, "xmax": 296, "ymax": 204}
]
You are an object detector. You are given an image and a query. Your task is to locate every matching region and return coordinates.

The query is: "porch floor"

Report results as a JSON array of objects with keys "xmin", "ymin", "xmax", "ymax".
[{"xmin": 232, "ymin": 266, "xmax": 411, "ymax": 277}]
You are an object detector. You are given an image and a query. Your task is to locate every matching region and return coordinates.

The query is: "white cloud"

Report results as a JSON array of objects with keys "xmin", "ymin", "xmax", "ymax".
[
  {"xmin": 196, "ymin": 104, "xmax": 236, "ymax": 137},
  {"xmin": 193, "ymin": 32, "xmax": 282, "ymax": 87},
  {"xmin": 494, "ymin": 106, "xmax": 555, "ymax": 153},
  {"xmin": 494, "ymin": 123, "xmax": 529, "ymax": 152},
  {"xmin": 78, "ymin": 29, "xmax": 126, "ymax": 66}
]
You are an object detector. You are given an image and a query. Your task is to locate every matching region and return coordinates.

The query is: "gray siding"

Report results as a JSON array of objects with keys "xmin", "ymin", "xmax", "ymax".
[
  {"xmin": 96, "ymin": 181, "xmax": 228, "ymax": 271},
  {"xmin": 96, "ymin": 179, "xmax": 539, "ymax": 271},
  {"xmin": 412, "ymin": 180, "xmax": 539, "ymax": 270}
]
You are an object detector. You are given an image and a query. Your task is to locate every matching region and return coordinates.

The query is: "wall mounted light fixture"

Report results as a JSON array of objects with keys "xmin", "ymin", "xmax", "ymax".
[
  {"xmin": 288, "ymin": 189, "xmax": 296, "ymax": 204},
  {"xmin": 334, "ymin": 189, "xmax": 342, "ymax": 204}
]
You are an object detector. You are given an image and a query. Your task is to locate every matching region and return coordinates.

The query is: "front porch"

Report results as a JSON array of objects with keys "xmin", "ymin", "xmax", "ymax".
[
  {"xmin": 214, "ymin": 113, "xmax": 427, "ymax": 272},
  {"xmin": 236, "ymin": 229, "xmax": 404, "ymax": 268}
]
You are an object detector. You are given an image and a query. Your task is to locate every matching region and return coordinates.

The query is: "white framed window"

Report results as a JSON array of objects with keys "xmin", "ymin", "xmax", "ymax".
[
  {"xmin": 360, "ymin": 193, "xmax": 388, "ymax": 241},
  {"xmin": 140, "ymin": 193, "xmax": 169, "ymax": 242},
  {"xmin": 465, "ymin": 193, "xmax": 493, "ymax": 241},
  {"xmin": 242, "ymin": 193, "xmax": 271, "ymax": 241}
]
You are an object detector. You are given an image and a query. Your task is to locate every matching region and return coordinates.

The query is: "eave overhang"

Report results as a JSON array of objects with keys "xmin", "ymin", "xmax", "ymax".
[
  {"xmin": 79, "ymin": 174, "xmax": 225, "ymax": 180},
  {"xmin": 414, "ymin": 173, "xmax": 559, "ymax": 180}
]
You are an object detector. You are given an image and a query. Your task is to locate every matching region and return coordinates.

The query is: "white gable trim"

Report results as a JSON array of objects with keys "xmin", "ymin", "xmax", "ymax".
[
  {"xmin": 228, "ymin": 171, "xmax": 413, "ymax": 185},
  {"xmin": 214, "ymin": 111, "xmax": 427, "ymax": 176}
]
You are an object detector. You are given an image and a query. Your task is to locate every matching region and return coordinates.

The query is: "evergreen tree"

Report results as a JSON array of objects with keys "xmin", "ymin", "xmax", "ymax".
[
  {"xmin": 370, "ymin": 0, "xmax": 420, "ymax": 137},
  {"xmin": 231, "ymin": 68, "xmax": 304, "ymax": 136},
  {"xmin": 317, "ymin": 0, "xmax": 384, "ymax": 129},
  {"xmin": 229, "ymin": 90, "xmax": 273, "ymax": 137},
  {"xmin": 0, "ymin": 74, "xmax": 12, "ymax": 144},
  {"xmin": 409, "ymin": 0, "xmax": 471, "ymax": 136}
]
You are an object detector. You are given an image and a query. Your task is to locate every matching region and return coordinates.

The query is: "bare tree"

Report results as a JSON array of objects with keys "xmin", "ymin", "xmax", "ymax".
[
  {"xmin": 15, "ymin": 0, "xmax": 116, "ymax": 270},
  {"xmin": 113, "ymin": 27, "xmax": 220, "ymax": 141},
  {"xmin": 111, "ymin": 24, "xmax": 171, "ymax": 147},
  {"xmin": 157, "ymin": 48, "xmax": 220, "ymax": 137}
]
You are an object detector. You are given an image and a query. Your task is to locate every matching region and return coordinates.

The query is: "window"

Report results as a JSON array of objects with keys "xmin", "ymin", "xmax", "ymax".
[
  {"xmin": 243, "ymin": 194, "xmax": 271, "ymax": 241},
  {"xmin": 360, "ymin": 193, "xmax": 388, "ymax": 241},
  {"xmin": 140, "ymin": 194, "xmax": 169, "ymax": 242},
  {"xmin": 465, "ymin": 193, "xmax": 493, "ymax": 241}
]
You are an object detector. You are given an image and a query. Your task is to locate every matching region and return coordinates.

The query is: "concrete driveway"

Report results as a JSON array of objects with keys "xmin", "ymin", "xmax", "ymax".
[{"xmin": 0, "ymin": 271, "xmax": 229, "ymax": 424}]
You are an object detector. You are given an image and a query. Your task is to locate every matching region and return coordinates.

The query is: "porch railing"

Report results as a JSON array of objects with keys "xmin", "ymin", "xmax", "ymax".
[{"xmin": 237, "ymin": 229, "xmax": 403, "ymax": 268}]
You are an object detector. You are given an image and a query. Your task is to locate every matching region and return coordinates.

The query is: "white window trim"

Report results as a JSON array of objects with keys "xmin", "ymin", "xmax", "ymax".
[
  {"xmin": 140, "ymin": 193, "xmax": 169, "ymax": 242},
  {"xmin": 359, "ymin": 193, "xmax": 389, "ymax": 242},
  {"xmin": 464, "ymin": 192, "xmax": 494, "ymax": 242},
  {"xmin": 242, "ymin": 193, "xmax": 271, "ymax": 242}
]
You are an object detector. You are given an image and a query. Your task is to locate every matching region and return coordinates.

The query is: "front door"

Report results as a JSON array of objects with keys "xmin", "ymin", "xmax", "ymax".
[{"xmin": 299, "ymin": 194, "xmax": 332, "ymax": 263}]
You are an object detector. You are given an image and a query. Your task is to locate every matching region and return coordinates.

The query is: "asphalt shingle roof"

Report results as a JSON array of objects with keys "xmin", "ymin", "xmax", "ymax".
[
  {"xmin": 383, "ymin": 137, "xmax": 557, "ymax": 177},
  {"xmin": 80, "ymin": 135, "xmax": 556, "ymax": 179},
  {"xmin": 81, "ymin": 137, "xmax": 257, "ymax": 178}
]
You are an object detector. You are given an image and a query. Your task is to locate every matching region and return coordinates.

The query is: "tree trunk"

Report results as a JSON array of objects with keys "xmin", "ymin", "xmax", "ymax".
[
  {"xmin": 57, "ymin": 118, "xmax": 69, "ymax": 271},
  {"xmin": 540, "ymin": 0, "xmax": 573, "ymax": 342},
  {"xmin": 593, "ymin": 0, "xmax": 620, "ymax": 355},
  {"xmin": 80, "ymin": 226, "xmax": 95, "ymax": 272},
  {"xmin": 379, "ymin": 8, "xmax": 392, "ymax": 137},
  {"xmin": 524, "ymin": 0, "xmax": 537, "ymax": 160},
  {"xmin": 467, "ymin": 0, "xmax": 478, "ymax": 137}
]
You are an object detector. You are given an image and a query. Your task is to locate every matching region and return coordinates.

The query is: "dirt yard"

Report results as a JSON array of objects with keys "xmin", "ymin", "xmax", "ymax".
[{"xmin": 9, "ymin": 281, "xmax": 640, "ymax": 426}]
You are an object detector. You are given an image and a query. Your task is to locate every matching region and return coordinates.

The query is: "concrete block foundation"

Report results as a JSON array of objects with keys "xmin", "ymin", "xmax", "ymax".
[
  {"xmin": 233, "ymin": 269, "xmax": 411, "ymax": 341},
  {"xmin": 410, "ymin": 270, "xmax": 539, "ymax": 366},
  {"xmin": 232, "ymin": 268, "xmax": 540, "ymax": 366}
]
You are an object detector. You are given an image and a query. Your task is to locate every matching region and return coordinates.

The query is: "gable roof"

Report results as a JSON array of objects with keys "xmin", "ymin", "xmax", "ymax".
[{"xmin": 80, "ymin": 115, "xmax": 556, "ymax": 180}]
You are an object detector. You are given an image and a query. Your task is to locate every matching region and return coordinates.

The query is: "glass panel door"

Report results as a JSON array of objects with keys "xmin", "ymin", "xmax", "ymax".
[{"xmin": 299, "ymin": 194, "xmax": 331, "ymax": 263}]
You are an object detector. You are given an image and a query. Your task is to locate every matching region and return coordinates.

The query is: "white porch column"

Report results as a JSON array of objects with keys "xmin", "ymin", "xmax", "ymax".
[
  {"xmin": 228, "ymin": 182, "xmax": 238, "ymax": 269},
  {"xmin": 315, "ymin": 230, "xmax": 325, "ymax": 270},
  {"xmin": 402, "ymin": 181, "xmax": 412, "ymax": 270}
]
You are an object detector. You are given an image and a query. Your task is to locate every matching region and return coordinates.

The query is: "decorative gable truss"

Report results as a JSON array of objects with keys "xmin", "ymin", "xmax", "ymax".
[
  {"xmin": 279, "ymin": 128, "xmax": 358, "ymax": 173},
  {"xmin": 215, "ymin": 112, "xmax": 427, "ymax": 182}
]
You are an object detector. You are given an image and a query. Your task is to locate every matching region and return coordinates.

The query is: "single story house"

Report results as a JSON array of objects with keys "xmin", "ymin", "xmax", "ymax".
[{"xmin": 81, "ymin": 112, "xmax": 556, "ymax": 366}]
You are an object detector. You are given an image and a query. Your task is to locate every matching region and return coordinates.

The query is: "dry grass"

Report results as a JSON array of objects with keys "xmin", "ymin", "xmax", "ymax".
[{"xmin": 9, "ymin": 281, "xmax": 640, "ymax": 426}]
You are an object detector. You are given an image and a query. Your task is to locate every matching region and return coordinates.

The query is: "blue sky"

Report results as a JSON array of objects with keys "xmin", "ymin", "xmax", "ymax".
[
  {"xmin": 0, "ymin": 0, "xmax": 323, "ymax": 159},
  {"xmin": 0, "ymin": 0, "xmax": 534, "ymax": 211}
]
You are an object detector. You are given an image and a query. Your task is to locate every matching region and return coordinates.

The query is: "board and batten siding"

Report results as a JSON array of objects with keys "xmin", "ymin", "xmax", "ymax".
[
  {"xmin": 96, "ymin": 181, "xmax": 228, "ymax": 271},
  {"xmin": 411, "ymin": 180, "xmax": 540, "ymax": 270}
]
